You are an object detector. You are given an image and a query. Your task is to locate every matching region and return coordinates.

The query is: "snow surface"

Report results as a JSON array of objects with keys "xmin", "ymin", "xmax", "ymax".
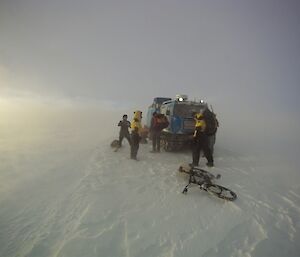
[{"xmin": 0, "ymin": 107, "xmax": 300, "ymax": 257}]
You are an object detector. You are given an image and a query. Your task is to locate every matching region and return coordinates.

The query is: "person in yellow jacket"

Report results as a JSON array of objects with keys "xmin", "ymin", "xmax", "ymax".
[
  {"xmin": 191, "ymin": 113, "xmax": 214, "ymax": 167},
  {"xmin": 131, "ymin": 111, "xmax": 142, "ymax": 134},
  {"xmin": 130, "ymin": 111, "xmax": 143, "ymax": 160}
]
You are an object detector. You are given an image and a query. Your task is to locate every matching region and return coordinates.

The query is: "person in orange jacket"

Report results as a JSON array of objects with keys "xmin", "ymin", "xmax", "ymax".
[{"xmin": 150, "ymin": 112, "xmax": 169, "ymax": 153}]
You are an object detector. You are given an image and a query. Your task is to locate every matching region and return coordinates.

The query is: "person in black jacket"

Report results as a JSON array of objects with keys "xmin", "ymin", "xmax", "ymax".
[
  {"xmin": 202, "ymin": 108, "xmax": 219, "ymax": 156},
  {"xmin": 118, "ymin": 114, "xmax": 131, "ymax": 147}
]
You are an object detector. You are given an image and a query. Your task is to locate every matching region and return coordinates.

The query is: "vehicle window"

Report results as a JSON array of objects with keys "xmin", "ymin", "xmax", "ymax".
[{"xmin": 174, "ymin": 104, "xmax": 205, "ymax": 117}]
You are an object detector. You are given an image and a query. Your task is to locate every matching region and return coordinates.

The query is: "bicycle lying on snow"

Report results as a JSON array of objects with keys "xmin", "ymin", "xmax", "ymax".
[{"xmin": 179, "ymin": 164, "xmax": 237, "ymax": 201}]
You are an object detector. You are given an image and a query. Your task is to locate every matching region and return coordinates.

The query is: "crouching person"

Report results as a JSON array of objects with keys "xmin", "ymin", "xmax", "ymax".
[{"xmin": 130, "ymin": 126, "xmax": 141, "ymax": 160}]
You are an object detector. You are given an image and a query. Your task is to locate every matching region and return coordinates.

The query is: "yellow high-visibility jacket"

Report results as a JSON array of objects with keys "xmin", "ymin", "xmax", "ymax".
[
  {"xmin": 131, "ymin": 110, "xmax": 142, "ymax": 134},
  {"xmin": 194, "ymin": 119, "xmax": 206, "ymax": 137}
]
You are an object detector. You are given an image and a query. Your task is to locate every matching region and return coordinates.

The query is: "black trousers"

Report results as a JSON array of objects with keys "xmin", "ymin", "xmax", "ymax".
[
  {"xmin": 192, "ymin": 134, "xmax": 213, "ymax": 166},
  {"xmin": 207, "ymin": 134, "xmax": 216, "ymax": 155},
  {"xmin": 119, "ymin": 132, "xmax": 131, "ymax": 146},
  {"xmin": 152, "ymin": 131, "xmax": 161, "ymax": 151},
  {"xmin": 131, "ymin": 143, "xmax": 139, "ymax": 159}
]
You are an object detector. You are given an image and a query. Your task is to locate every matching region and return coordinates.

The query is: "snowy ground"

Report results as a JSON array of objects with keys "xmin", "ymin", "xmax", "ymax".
[{"xmin": 0, "ymin": 107, "xmax": 300, "ymax": 257}]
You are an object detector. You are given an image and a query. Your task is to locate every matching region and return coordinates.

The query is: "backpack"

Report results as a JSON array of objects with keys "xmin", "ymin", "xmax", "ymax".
[{"xmin": 204, "ymin": 111, "xmax": 218, "ymax": 136}]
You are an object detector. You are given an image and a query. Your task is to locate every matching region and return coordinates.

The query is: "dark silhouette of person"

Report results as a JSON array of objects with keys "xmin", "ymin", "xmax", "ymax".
[
  {"xmin": 191, "ymin": 113, "xmax": 214, "ymax": 167},
  {"xmin": 130, "ymin": 126, "xmax": 141, "ymax": 160},
  {"xmin": 118, "ymin": 114, "xmax": 131, "ymax": 147},
  {"xmin": 150, "ymin": 112, "xmax": 169, "ymax": 152}
]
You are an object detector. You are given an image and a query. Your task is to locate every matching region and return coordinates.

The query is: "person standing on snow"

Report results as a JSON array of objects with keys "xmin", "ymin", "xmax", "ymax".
[
  {"xmin": 130, "ymin": 126, "xmax": 141, "ymax": 160},
  {"xmin": 150, "ymin": 112, "xmax": 169, "ymax": 153},
  {"xmin": 118, "ymin": 114, "xmax": 131, "ymax": 147},
  {"xmin": 191, "ymin": 113, "xmax": 214, "ymax": 167},
  {"xmin": 202, "ymin": 108, "xmax": 219, "ymax": 156}
]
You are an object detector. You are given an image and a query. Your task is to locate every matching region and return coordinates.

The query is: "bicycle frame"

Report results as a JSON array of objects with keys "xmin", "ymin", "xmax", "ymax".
[{"xmin": 179, "ymin": 166, "xmax": 237, "ymax": 201}]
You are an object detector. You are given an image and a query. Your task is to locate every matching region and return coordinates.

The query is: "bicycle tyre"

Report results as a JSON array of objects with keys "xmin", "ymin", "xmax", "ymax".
[{"xmin": 206, "ymin": 184, "xmax": 237, "ymax": 201}]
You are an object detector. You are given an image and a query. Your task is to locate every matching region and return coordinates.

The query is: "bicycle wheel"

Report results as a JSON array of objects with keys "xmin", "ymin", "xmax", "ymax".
[{"xmin": 206, "ymin": 184, "xmax": 237, "ymax": 201}]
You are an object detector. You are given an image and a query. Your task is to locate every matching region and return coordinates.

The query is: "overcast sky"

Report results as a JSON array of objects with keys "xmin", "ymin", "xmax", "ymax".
[{"xmin": 0, "ymin": 0, "xmax": 299, "ymax": 112}]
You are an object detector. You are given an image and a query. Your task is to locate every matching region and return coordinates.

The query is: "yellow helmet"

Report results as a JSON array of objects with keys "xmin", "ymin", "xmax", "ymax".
[{"xmin": 133, "ymin": 110, "xmax": 142, "ymax": 121}]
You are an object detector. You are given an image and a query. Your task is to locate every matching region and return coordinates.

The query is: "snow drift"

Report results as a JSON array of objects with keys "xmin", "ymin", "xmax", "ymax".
[{"xmin": 0, "ymin": 105, "xmax": 299, "ymax": 257}]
